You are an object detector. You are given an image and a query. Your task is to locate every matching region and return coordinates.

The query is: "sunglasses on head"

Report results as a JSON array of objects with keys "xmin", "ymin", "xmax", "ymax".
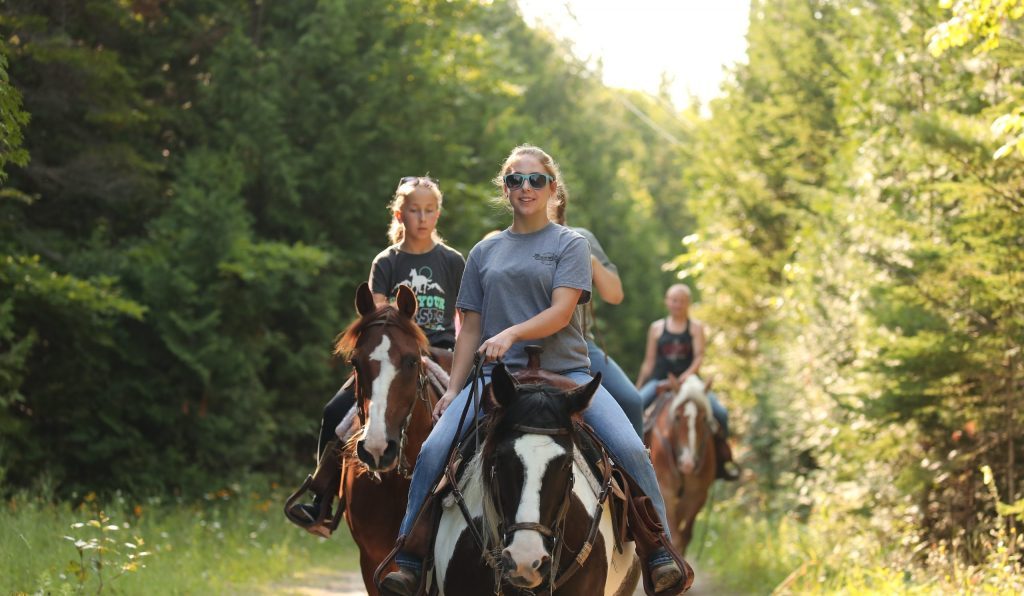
[
  {"xmin": 503, "ymin": 172, "xmax": 554, "ymax": 190},
  {"xmin": 399, "ymin": 176, "xmax": 438, "ymax": 188}
]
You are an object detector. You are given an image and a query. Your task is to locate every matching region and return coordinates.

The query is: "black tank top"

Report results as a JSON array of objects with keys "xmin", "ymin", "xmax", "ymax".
[{"xmin": 651, "ymin": 318, "xmax": 693, "ymax": 380}]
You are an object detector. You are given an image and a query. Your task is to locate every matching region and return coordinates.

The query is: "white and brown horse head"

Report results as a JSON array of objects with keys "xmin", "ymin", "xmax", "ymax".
[
  {"xmin": 485, "ymin": 364, "xmax": 599, "ymax": 589},
  {"xmin": 668, "ymin": 375, "xmax": 717, "ymax": 475},
  {"xmin": 434, "ymin": 365, "xmax": 638, "ymax": 595},
  {"xmin": 335, "ymin": 282, "xmax": 428, "ymax": 472}
]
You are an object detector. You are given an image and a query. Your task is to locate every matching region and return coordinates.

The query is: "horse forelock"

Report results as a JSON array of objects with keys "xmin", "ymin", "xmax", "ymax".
[
  {"xmin": 486, "ymin": 385, "xmax": 576, "ymax": 436},
  {"xmin": 333, "ymin": 305, "xmax": 428, "ymax": 359},
  {"xmin": 668, "ymin": 375, "xmax": 715, "ymax": 430}
]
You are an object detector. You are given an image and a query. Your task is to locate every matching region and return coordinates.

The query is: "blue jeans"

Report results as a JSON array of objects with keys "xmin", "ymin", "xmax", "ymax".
[
  {"xmin": 398, "ymin": 369, "xmax": 671, "ymax": 542},
  {"xmin": 640, "ymin": 380, "xmax": 729, "ymax": 436},
  {"xmin": 587, "ymin": 340, "xmax": 643, "ymax": 437}
]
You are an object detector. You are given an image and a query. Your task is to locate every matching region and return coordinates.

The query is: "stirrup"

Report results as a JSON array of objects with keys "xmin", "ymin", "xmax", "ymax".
[{"xmin": 283, "ymin": 475, "xmax": 341, "ymax": 537}]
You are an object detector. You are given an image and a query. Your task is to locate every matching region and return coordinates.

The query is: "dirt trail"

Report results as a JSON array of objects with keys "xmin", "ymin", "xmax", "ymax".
[
  {"xmin": 271, "ymin": 561, "xmax": 731, "ymax": 595},
  {"xmin": 264, "ymin": 567, "xmax": 367, "ymax": 596}
]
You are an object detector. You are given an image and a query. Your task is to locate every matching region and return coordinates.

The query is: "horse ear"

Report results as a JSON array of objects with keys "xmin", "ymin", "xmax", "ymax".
[
  {"xmin": 565, "ymin": 372, "xmax": 601, "ymax": 415},
  {"xmin": 491, "ymin": 362, "xmax": 519, "ymax": 408},
  {"xmin": 355, "ymin": 282, "xmax": 376, "ymax": 316},
  {"xmin": 395, "ymin": 284, "xmax": 418, "ymax": 319}
]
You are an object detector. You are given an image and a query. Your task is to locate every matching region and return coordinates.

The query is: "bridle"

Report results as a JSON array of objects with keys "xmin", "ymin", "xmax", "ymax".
[
  {"xmin": 352, "ymin": 318, "xmax": 436, "ymax": 480},
  {"xmin": 441, "ymin": 359, "xmax": 615, "ymax": 594}
]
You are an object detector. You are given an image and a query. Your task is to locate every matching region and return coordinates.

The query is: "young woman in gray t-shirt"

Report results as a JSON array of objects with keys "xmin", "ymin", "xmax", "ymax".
[{"xmin": 381, "ymin": 146, "xmax": 688, "ymax": 596}]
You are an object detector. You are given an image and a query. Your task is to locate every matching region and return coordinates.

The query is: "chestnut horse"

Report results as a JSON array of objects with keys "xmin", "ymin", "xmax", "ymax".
[
  {"xmin": 336, "ymin": 283, "xmax": 442, "ymax": 594},
  {"xmin": 434, "ymin": 363, "xmax": 639, "ymax": 595},
  {"xmin": 645, "ymin": 375, "xmax": 717, "ymax": 555}
]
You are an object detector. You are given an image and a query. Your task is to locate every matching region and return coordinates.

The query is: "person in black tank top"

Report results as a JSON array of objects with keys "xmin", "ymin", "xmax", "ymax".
[
  {"xmin": 636, "ymin": 284, "xmax": 739, "ymax": 481},
  {"xmin": 650, "ymin": 317, "xmax": 695, "ymax": 382}
]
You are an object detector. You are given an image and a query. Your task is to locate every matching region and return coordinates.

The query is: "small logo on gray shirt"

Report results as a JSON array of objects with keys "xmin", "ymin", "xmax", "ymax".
[{"xmin": 533, "ymin": 252, "xmax": 557, "ymax": 266}]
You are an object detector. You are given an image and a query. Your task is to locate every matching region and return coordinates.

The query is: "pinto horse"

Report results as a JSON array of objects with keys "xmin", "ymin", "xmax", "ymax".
[
  {"xmin": 336, "ymin": 283, "xmax": 442, "ymax": 595},
  {"xmin": 433, "ymin": 363, "xmax": 639, "ymax": 596},
  {"xmin": 645, "ymin": 375, "xmax": 717, "ymax": 555}
]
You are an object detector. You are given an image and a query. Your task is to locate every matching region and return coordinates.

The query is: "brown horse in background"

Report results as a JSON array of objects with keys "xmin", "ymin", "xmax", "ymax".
[
  {"xmin": 645, "ymin": 375, "xmax": 717, "ymax": 555},
  {"xmin": 335, "ymin": 283, "xmax": 443, "ymax": 595}
]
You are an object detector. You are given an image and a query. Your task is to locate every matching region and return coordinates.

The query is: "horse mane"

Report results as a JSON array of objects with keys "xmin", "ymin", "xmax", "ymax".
[{"xmin": 333, "ymin": 305, "xmax": 429, "ymax": 359}]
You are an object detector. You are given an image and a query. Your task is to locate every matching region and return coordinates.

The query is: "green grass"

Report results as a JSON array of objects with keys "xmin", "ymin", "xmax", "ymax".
[
  {"xmin": 688, "ymin": 490, "xmax": 1023, "ymax": 595},
  {"xmin": 1, "ymin": 480, "xmax": 361, "ymax": 594}
]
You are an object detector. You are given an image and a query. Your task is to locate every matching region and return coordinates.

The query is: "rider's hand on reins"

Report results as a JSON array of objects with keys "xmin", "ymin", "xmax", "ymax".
[
  {"xmin": 478, "ymin": 328, "xmax": 517, "ymax": 362},
  {"xmin": 433, "ymin": 392, "xmax": 455, "ymax": 422}
]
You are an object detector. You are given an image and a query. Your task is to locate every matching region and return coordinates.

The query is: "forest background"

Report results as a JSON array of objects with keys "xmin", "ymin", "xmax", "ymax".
[{"xmin": 1, "ymin": 0, "xmax": 1022, "ymax": 593}]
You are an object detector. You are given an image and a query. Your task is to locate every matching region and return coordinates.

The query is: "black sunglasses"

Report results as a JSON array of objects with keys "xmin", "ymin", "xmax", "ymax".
[{"xmin": 503, "ymin": 172, "xmax": 554, "ymax": 190}]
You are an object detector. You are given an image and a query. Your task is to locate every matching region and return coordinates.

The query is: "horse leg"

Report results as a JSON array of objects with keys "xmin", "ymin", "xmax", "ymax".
[
  {"xmin": 669, "ymin": 495, "xmax": 687, "ymax": 555},
  {"xmin": 676, "ymin": 491, "xmax": 708, "ymax": 556}
]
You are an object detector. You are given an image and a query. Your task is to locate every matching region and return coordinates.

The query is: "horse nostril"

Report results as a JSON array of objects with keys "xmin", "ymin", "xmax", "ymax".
[
  {"xmin": 384, "ymin": 440, "xmax": 398, "ymax": 460},
  {"xmin": 501, "ymin": 549, "xmax": 515, "ymax": 570},
  {"xmin": 533, "ymin": 554, "xmax": 549, "ymax": 569}
]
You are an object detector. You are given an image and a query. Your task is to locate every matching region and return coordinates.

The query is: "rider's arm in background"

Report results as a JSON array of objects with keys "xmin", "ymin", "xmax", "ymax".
[
  {"xmin": 590, "ymin": 254, "xmax": 623, "ymax": 305},
  {"xmin": 635, "ymin": 320, "xmax": 661, "ymax": 389},
  {"xmin": 477, "ymin": 287, "xmax": 582, "ymax": 362},
  {"xmin": 433, "ymin": 310, "xmax": 482, "ymax": 420}
]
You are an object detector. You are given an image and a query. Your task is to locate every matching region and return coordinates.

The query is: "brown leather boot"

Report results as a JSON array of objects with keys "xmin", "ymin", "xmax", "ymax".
[
  {"xmin": 377, "ymin": 493, "xmax": 442, "ymax": 596},
  {"xmin": 610, "ymin": 468, "xmax": 693, "ymax": 595},
  {"xmin": 713, "ymin": 433, "xmax": 740, "ymax": 481},
  {"xmin": 283, "ymin": 437, "xmax": 344, "ymax": 537}
]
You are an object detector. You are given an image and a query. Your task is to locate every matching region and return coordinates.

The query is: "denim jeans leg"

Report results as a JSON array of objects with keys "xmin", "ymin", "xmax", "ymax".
[
  {"xmin": 586, "ymin": 340, "xmax": 644, "ymax": 437},
  {"xmin": 566, "ymin": 371, "xmax": 671, "ymax": 537},
  {"xmin": 397, "ymin": 376, "xmax": 488, "ymax": 536},
  {"xmin": 639, "ymin": 379, "xmax": 661, "ymax": 409},
  {"xmin": 707, "ymin": 390, "xmax": 729, "ymax": 436}
]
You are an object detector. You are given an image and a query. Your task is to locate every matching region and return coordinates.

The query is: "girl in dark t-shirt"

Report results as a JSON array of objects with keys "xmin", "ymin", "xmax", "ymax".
[{"xmin": 286, "ymin": 177, "xmax": 464, "ymax": 528}]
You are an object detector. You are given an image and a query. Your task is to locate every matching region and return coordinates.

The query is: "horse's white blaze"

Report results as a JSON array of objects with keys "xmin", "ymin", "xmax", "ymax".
[
  {"xmin": 677, "ymin": 400, "xmax": 698, "ymax": 474},
  {"xmin": 362, "ymin": 335, "xmax": 395, "ymax": 459},
  {"xmin": 435, "ymin": 453, "xmax": 486, "ymax": 595},
  {"xmin": 505, "ymin": 435, "xmax": 565, "ymax": 581}
]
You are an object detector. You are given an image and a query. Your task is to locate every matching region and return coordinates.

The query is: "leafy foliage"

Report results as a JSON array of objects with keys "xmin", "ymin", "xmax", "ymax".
[{"xmin": 0, "ymin": 0, "xmax": 687, "ymax": 496}]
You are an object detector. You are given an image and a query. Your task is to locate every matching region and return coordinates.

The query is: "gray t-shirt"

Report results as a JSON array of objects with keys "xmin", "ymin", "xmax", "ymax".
[
  {"xmin": 572, "ymin": 227, "xmax": 616, "ymax": 342},
  {"xmin": 456, "ymin": 223, "xmax": 592, "ymax": 372}
]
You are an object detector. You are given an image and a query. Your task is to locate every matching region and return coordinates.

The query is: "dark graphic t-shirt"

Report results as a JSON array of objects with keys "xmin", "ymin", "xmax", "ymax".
[
  {"xmin": 651, "ymin": 318, "xmax": 694, "ymax": 380},
  {"xmin": 369, "ymin": 243, "xmax": 466, "ymax": 348}
]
